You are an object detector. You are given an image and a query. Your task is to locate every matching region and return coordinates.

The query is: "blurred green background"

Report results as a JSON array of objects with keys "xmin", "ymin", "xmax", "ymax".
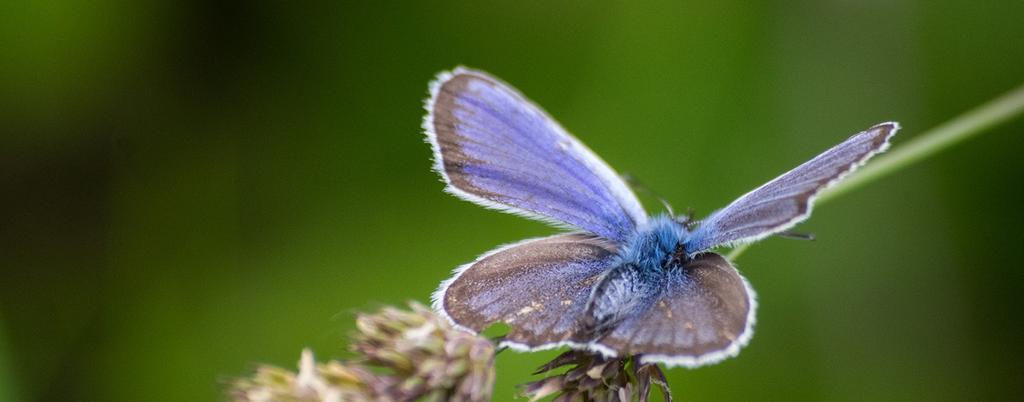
[{"xmin": 3, "ymin": 1, "xmax": 1023, "ymax": 401}]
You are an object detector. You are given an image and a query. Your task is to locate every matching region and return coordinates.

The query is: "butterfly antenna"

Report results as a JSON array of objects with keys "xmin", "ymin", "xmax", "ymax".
[
  {"xmin": 776, "ymin": 230, "xmax": 815, "ymax": 241},
  {"xmin": 622, "ymin": 173, "xmax": 675, "ymax": 217}
]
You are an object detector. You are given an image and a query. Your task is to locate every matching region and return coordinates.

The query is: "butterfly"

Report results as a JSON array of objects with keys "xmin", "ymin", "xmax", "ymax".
[{"xmin": 423, "ymin": 66, "xmax": 898, "ymax": 368}]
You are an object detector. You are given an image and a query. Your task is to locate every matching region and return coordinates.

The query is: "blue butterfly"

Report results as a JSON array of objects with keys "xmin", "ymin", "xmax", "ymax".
[{"xmin": 424, "ymin": 67, "xmax": 898, "ymax": 368}]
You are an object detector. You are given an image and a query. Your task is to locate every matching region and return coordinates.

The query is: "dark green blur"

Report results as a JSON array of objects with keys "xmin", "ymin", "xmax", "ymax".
[{"xmin": 2, "ymin": 1, "xmax": 1023, "ymax": 401}]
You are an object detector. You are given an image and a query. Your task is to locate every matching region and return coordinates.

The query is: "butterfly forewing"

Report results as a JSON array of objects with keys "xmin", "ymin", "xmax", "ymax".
[
  {"xmin": 686, "ymin": 122, "xmax": 899, "ymax": 252},
  {"xmin": 425, "ymin": 67, "xmax": 647, "ymax": 241}
]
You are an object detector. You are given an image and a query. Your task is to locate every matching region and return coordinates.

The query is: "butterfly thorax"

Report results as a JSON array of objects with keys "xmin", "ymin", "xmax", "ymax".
[{"xmin": 619, "ymin": 214, "xmax": 689, "ymax": 271}]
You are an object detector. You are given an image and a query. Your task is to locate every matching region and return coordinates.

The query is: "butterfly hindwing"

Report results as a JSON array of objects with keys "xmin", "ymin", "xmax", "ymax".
[
  {"xmin": 425, "ymin": 67, "xmax": 648, "ymax": 241},
  {"xmin": 686, "ymin": 122, "xmax": 899, "ymax": 252},
  {"xmin": 591, "ymin": 253, "xmax": 756, "ymax": 368},
  {"xmin": 434, "ymin": 233, "xmax": 619, "ymax": 349}
]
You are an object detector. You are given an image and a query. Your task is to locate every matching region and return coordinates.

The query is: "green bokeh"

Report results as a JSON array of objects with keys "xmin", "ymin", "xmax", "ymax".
[{"xmin": 2, "ymin": 1, "xmax": 1023, "ymax": 401}]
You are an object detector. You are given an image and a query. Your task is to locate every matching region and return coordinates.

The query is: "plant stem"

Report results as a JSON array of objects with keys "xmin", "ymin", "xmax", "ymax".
[{"xmin": 727, "ymin": 83, "xmax": 1024, "ymax": 261}]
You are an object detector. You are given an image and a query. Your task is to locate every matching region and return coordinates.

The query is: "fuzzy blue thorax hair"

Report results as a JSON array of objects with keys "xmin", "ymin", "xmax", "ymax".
[{"xmin": 619, "ymin": 214, "xmax": 690, "ymax": 269}]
